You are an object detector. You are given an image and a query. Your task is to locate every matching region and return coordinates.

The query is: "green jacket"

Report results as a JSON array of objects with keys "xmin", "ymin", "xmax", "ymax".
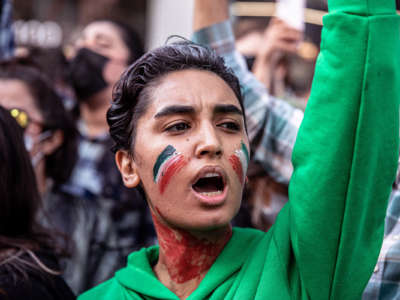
[{"xmin": 79, "ymin": 0, "xmax": 400, "ymax": 299}]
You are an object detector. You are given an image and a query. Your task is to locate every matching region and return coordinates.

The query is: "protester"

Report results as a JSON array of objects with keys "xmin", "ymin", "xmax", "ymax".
[
  {"xmin": 78, "ymin": 0, "xmax": 399, "ymax": 298},
  {"xmin": 0, "ymin": 59, "xmax": 113, "ymax": 294},
  {"xmin": 62, "ymin": 19, "xmax": 156, "ymax": 291},
  {"xmin": 0, "ymin": 60, "xmax": 77, "ymax": 195},
  {"xmin": 0, "ymin": 105, "xmax": 75, "ymax": 300},
  {"xmin": 63, "ymin": 19, "xmax": 146, "ymax": 199}
]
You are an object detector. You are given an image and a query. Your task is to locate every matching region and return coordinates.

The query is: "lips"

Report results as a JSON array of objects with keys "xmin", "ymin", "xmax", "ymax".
[{"xmin": 191, "ymin": 166, "xmax": 227, "ymax": 205}]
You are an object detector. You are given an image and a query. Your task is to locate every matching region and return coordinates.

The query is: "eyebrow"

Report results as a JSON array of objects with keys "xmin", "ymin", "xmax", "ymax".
[
  {"xmin": 154, "ymin": 105, "xmax": 195, "ymax": 118},
  {"xmin": 154, "ymin": 104, "xmax": 243, "ymax": 119},
  {"xmin": 213, "ymin": 104, "xmax": 243, "ymax": 116}
]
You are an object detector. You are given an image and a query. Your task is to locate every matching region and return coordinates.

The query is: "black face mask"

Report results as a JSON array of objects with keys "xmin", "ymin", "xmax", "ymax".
[{"xmin": 69, "ymin": 48, "xmax": 109, "ymax": 100}]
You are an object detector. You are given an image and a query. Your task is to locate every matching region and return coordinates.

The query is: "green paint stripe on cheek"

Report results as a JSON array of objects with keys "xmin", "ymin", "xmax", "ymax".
[
  {"xmin": 153, "ymin": 145, "xmax": 176, "ymax": 182},
  {"xmin": 241, "ymin": 141, "xmax": 249, "ymax": 164}
]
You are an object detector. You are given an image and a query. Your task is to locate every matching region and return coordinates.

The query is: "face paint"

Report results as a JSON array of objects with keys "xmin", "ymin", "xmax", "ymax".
[
  {"xmin": 153, "ymin": 145, "xmax": 187, "ymax": 194},
  {"xmin": 151, "ymin": 208, "xmax": 232, "ymax": 283},
  {"xmin": 228, "ymin": 141, "xmax": 249, "ymax": 184}
]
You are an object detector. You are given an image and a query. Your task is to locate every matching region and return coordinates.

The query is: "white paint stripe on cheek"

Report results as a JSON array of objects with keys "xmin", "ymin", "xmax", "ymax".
[
  {"xmin": 236, "ymin": 149, "xmax": 248, "ymax": 179},
  {"xmin": 154, "ymin": 152, "xmax": 180, "ymax": 183}
]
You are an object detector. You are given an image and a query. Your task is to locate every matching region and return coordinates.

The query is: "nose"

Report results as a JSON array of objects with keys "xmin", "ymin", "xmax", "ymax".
[{"xmin": 194, "ymin": 122, "xmax": 223, "ymax": 159}]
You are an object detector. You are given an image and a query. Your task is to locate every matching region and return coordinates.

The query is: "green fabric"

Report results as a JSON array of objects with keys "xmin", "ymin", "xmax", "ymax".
[{"xmin": 79, "ymin": 0, "xmax": 400, "ymax": 299}]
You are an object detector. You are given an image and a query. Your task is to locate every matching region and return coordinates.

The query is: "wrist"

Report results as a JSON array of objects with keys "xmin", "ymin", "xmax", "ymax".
[{"xmin": 193, "ymin": 0, "xmax": 229, "ymax": 31}]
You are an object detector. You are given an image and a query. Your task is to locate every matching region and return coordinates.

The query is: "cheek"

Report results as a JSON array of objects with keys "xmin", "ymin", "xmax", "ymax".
[
  {"xmin": 228, "ymin": 141, "xmax": 250, "ymax": 184},
  {"xmin": 153, "ymin": 145, "xmax": 188, "ymax": 194}
]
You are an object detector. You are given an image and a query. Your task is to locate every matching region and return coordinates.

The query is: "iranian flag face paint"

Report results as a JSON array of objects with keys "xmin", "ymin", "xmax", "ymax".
[
  {"xmin": 229, "ymin": 141, "xmax": 249, "ymax": 184},
  {"xmin": 153, "ymin": 145, "xmax": 187, "ymax": 194}
]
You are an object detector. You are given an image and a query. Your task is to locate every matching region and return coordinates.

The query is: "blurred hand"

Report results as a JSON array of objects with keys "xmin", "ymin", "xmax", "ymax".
[
  {"xmin": 256, "ymin": 17, "xmax": 302, "ymax": 65},
  {"xmin": 252, "ymin": 18, "xmax": 303, "ymax": 92}
]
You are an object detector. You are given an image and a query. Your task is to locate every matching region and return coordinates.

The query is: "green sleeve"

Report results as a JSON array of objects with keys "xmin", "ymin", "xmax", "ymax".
[{"xmin": 285, "ymin": 0, "xmax": 400, "ymax": 299}]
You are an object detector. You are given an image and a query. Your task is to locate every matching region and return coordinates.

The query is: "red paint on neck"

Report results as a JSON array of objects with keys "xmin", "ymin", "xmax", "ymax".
[
  {"xmin": 159, "ymin": 155, "xmax": 187, "ymax": 194},
  {"xmin": 151, "ymin": 210, "xmax": 232, "ymax": 284},
  {"xmin": 229, "ymin": 154, "xmax": 243, "ymax": 184}
]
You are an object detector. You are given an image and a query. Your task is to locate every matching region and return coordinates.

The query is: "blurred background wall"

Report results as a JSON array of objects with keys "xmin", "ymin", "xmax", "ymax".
[{"xmin": 11, "ymin": 0, "xmax": 330, "ymax": 51}]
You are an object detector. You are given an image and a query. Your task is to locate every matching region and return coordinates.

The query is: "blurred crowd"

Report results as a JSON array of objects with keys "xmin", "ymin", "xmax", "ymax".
[{"xmin": 0, "ymin": 0, "xmax": 397, "ymax": 299}]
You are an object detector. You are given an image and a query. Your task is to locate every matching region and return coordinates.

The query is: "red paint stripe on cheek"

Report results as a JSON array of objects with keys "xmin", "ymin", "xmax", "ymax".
[
  {"xmin": 229, "ymin": 155, "xmax": 243, "ymax": 184},
  {"xmin": 159, "ymin": 155, "xmax": 187, "ymax": 194}
]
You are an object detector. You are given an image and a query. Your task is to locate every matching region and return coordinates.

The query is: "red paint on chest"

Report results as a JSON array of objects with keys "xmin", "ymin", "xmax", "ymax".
[
  {"xmin": 152, "ymin": 210, "xmax": 232, "ymax": 284},
  {"xmin": 159, "ymin": 155, "xmax": 187, "ymax": 194},
  {"xmin": 229, "ymin": 154, "xmax": 243, "ymax": 184}
]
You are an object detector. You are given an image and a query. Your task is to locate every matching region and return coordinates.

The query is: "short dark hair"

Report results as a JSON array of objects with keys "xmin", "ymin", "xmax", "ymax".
[
  {"xmin": 107, "ymin": 41, "xmax": 245, "ymax": 155},
  {"xmin": 0, "ymin": 60, "xmax": 78, "ymax": 185}
]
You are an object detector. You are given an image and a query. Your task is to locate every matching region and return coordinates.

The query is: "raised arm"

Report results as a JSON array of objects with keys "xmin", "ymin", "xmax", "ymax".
[
  {"xmin": 193, "ymin": 0, "xmax": 303, "ymax": 185},
  {"xmin": 284, "ymin": 0, "xmax": 400, "ymax": 298}
]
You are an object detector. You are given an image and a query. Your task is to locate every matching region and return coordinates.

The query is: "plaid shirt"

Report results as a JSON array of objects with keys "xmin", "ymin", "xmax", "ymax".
[
  {"xmin": 193, "ymin": 21, "xmax": 303, "ymax": 185},
  {"xmin": 363, "ymin": 163, "xmax": 400, "ymax": 300},
  {"xmin": 0, "ymin": 0, "xmax": 14, "ymax": 60}
]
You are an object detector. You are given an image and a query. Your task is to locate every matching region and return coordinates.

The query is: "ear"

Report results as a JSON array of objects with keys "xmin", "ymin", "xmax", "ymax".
[
  {"xmin": 115, "ymin": 150, "xmax": 141, "ymax": 188},
  {"xmin": 42, "ymin": 130, "xmax": 63, "ymax": 155}
]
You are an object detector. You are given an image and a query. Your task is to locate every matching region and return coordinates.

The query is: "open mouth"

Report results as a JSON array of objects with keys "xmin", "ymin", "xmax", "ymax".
[{"xmin": 192, "ymin": 173, "xmax": 225, "ymax": 196}]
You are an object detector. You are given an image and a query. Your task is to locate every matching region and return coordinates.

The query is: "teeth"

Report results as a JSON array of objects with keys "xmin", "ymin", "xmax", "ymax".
[
  {"xmin": 199, "ymin": 191, "xmax": 223, "ymax": 196},
  {"xmin": 203, "ymin": 172, "xmax": 220, "ymax": 178}
]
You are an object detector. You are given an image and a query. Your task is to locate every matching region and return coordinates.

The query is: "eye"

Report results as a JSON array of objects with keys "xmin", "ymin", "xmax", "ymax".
[
  {"xmin": 165, "ymin": 122, "xmax": 191, "ymax": 133},
  {"xmin": 218, "ymin": 121, "xmax": 240, "ymax": 132}
]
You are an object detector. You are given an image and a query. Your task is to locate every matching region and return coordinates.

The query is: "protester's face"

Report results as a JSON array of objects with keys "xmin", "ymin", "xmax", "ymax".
[
  {"xmin": 0, "ymin": 79, "xmax": 44, "ymax": 148},
  {"xmin": 75, "ymin": 21, "xmax": 130, "ymax": 85},
  {"xmin": 129, "ymin": 69, "xmax": 249, "ymax": 232}
]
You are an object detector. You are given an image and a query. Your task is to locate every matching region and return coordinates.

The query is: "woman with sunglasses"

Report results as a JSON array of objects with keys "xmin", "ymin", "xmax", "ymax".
[
  {"xmin": 0, "ymin": 105, "xmax": 75, "ymax": 299},
  {"xmin": 0, "ymin": 60, "xmax": 77, "ymax": 196},
  {"xmin": 0, "ymin": 60, "xmax": 108, "ymax": 294}
]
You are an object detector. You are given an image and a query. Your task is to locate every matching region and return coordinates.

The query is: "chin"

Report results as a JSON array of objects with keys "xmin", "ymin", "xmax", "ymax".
[{"xmin": 184, "ymin": 210, "xmax": 235, "ymax": 232}]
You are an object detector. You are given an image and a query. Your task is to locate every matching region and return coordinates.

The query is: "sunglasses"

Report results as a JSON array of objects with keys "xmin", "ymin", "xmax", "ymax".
[{"xmin": 9, "ymin": 108, "xmax": 43, "ymax": 130}]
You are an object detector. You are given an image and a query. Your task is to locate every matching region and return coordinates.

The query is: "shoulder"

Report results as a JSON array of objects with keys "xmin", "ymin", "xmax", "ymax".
[
  {"xmin": 78, "ymin": 278, "xmax": 122, "ymax": 300},
  {"xmin": 79, "ymin": 247, "xmax": 159, "ymax": 299}
]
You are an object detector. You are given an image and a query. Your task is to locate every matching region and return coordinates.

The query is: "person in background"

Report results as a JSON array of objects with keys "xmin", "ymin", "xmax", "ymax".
[
  {"xmin": 0, "ymin": 60, "xmax": 77, "ymax": 196},
  {"xmin": 62, "ymin": 19, "xmax": 156, "ymax": 291},
  {"xmin": 0, "ymin": 105, "xmax": 75, "ymax": 300},
  {"xmin": 237, "ymin": 17, "xmax": 317, "ymax": 109},
  {"xmin": 0, "ymin": 59, "xmax": 121, "ymax": 294}
]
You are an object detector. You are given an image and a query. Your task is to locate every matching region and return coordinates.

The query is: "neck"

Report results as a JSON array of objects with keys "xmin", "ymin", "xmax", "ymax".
[
  {"xmin": 80, "ymin": 88, "xmax": 112, "ymax": 137},
  {"xmin": 152, "ymin": 212, "xmax": 232, "ymax": 298}
]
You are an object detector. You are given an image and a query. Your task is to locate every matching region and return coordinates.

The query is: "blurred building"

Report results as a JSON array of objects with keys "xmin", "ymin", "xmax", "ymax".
[{"xmin": 11, "ymin": 0, "xmax": 327, "ymax": 52}]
